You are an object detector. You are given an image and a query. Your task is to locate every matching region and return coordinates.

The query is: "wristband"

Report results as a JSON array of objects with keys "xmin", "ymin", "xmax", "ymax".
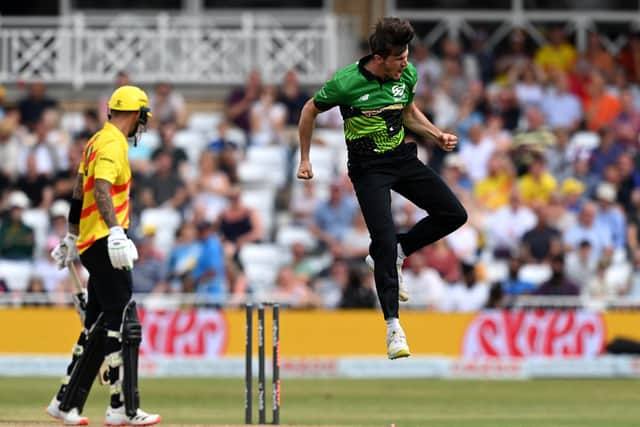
[{"xmin": 68, "ymin": 198, "xmax": 82, "ymax": 225}]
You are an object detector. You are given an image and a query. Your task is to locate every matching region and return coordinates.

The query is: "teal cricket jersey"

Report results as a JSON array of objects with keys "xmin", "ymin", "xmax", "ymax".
[{"xmin": 313, "ymin": 54, "xmax": 418, "ymax": 155}]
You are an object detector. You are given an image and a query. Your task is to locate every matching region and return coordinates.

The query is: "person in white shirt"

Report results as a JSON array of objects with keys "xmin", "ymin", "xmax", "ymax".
[
  {"xmin": 439, "ymin": 262, "xmax": 489, "ymax": 312},
  {"xmin": 402, "ymin": 255, "xmax": 445, "ymax": 309},
  {"xmin": 459, "ymin": 122, "xmax": 495, "ymax": 182},
  {"xmin": 486, "ymin": 189, "xmax": 537, "ymax": 256}
]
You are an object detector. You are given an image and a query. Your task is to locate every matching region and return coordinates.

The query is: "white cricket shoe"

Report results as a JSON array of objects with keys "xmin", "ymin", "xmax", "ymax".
[
  {"xmin": 365, "ymin": 255, "xmax": 409, "ymax": 302},
  {"xmin": 387, "ymin": 328, "xmax": 411, "ymax": 360},
  {"xmin": 62, "ymin": 407, "xmax": 89, "ymax": 426},
  {"xmin": 104, "ymin": 405, "xmax": 162, "ymax": 426},
  {"xmin": 45, "ymin": 396, "xmax": 63, "ymax": 420}
]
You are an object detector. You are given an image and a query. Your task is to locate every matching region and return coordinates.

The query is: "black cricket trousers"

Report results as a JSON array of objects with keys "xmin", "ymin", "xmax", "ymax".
[{"xmin": 347, "ymin": 142, "xmax": 467, "ymax": 319}]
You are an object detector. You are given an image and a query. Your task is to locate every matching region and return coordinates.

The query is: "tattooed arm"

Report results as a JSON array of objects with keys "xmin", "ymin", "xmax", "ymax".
[{"xmin": 94, "ymin": 178, "xmax": 118, "ymax": 228}]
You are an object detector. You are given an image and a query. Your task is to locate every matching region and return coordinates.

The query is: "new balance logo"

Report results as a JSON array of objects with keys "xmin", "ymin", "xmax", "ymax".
[{"xmin": 358, "ymin": 93, "xmax": 370, "ymax": 102}]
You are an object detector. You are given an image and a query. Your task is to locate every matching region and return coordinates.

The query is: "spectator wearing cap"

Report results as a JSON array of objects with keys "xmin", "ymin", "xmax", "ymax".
[
  {"xmin": 0, "ymin": 191, "xmax": 34, "ymax": 260},
  {"xmin": 48, "ymin": 199, "xmax": 69, "ymax": 240},
  {"xmin": 518, "ymin": 153, "xmax": 557, "ymax": 206},
  {"xmin": 512, "ymin": 106, "xmax": 556, "ymax": 175},
  {"xmin": 594, "ymin": 182, "xmax": 626, "ymax": 251},
  {"xmin": 561, "ymin": 177, "xmax": 586, "ymax": 213},
  {"xmin": 589, "ymin": 127, "xmax": 623, "ymax": 178},
  {"xmin": 564, "ymin": 201, "xmax": 613, "ymax": 265},
  {"xmin": 441, "ymin": 153, "xmax": 473, "ymax": 192}
]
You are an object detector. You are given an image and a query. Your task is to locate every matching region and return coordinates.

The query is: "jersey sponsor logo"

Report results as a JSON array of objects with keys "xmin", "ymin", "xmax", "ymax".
[
  {"xmin": 361, "ymin": 103, "xmax": 403, "ymax": 117},
  {"xmin": 391, "ymin": 83, "xmax": 406, "ymax": 99},
  {"xmin": 358, "ymin": 93, "xmax": 370, "ymax": 102}
]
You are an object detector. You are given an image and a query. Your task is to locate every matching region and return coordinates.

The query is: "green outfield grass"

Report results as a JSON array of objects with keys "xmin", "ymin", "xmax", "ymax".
[{"xmin": 1, "ymin": 377, "xmax": 639, "ymax": 427}]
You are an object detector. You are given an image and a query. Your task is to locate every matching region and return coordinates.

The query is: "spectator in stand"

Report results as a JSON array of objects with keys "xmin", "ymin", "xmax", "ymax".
[
  {"xmin": 594, "ymin": 182, "xmax": 627, "ymax": 252},
  {"xmin": 565, "ymin": 240, "xmax": 597, "ymax": 289},
  {"xmin": 272, "ymin": 265, "xmax": 320, "ymax": 308},
  {"xmin": 617, "ymin": 30, "xmax": 640, "ymax": 84},
  {"xmin": 0, "ymin": 191, "xmax": 34, "ymax": 260},
  {"xmin": 339, "ymin": 266, "xmax": 377, "ymax": 309},
  {"xmin": 140, "ymin": 150, "xmax": 188, "ymax": 210},
  {"xmin": 218, "ymin": 185, "xmax": 263, "ymax": 261},
  {"xmin": 17, "ymin": 116, "xmax": 61, "ymax": 178},
  {"xmin": 585, "ymin": 257, "xmax": 629, "ymax": 307},
  {"xmin": 535, "ymin": 254, "xmax": 580, "ymax": 296},
  {"xmin": 500, "ymin": 255, "xmax": 537, "ymax": 297},
  {"xmin": 0, "ymin": 120, "xmax": 22, "ymax": 186},
  {"xmin": 48, "ymin": 199, "xmax": 69, "ymax": 241},
  {"xmin": 191, "ymin": 221, "xmax": 226, "ymax": 302},
  {"xmin": 131, "ymin": 230, "xmax": 167, "ymax": 294},
  {"xmin": 546, "ymin": 191, "xmax": 577, "ymax": 233},
  {"xmin": 24, "ymin": 276, "xmax": 50, "ymax": 306},
  {"xmin": 474, "ymin": 151, "xmax": 515, "ymax": 211},
  {"xmin": 15, "ymin": 150, "xmax": 53, "ymax": 209},
  {"xmin": 564, "ymin": 201, "xmax": 613, "ymax": 265},
  {"xmin": 421, "ymin": 239, "xmax": 461, "ymax": 283},
  {"xmin": 313, "ymin": 259, "xmax": 350, "ymax": 309},
  {"xmin": 584, "ymin": 71, "xmax": 621, "ymax": 131},
  {"xmin": 541, "ymin": 71, "xmax": 583, "ymax": 131},
  {"xmin": 412, "ymin": 42, "xmax": 441, "ymax": 94},
  {"xmin": 439, "ymin": 262, "xmax": 489, "ymax": 312},
  {"xmin": 149, "ymin": 82, "xmax": 187, "ymax": 129},
  {"xmin": 166, "ymin": 222, "xmax": 201, "ymax": 291},
  {"xmin": 249, "ymin": 85, "xmax": 287, "ymax": 146},
  {"xmin": 18, "ymin": 81, "xmax": 58, "ymax": 131},
  {"xmin": 613, "ymin": 89, "xmax": 640, "ymax": 149},
  {"xmin": 545, "ymin": 128, "xmax": 572, "ymax": 180},
  {"xmin": 441, "ymin": 153, "xmax": 473, "ymax": 193},
  {"xmin": 402, "ymin": 254, "xmax": 445, "ymax": 309},
  {"xmin": 192, "ymin": 151, "xmax": 231, "ymax": 221},
  {"xmin": 459, "ymin": 122, "xmax": 494, "ymax": 182},
  {"xmin": 518, "ymin": 153, "xmax": 558, "ymax": 205},
  {"xmin": 590, "ymin": 127, "xmax": 623, "ymax": 178},
  {"xmin": 52, "ymin": 135, "xmax": 84, "ymax": 202},
  {"xmin": 534, "ymin": 25, "xmax": 576, "ymax": 73},
  {"xmin": 217, "ymin": 144, "xmax": 239, "ymax": 185},
  {"xmin": 278, "ymin": 69, "xmax": 309, "ymax": 126},
  {"xmin": 585, "ymin": 31, "xmax": 615, "ymax": 81},
  {"xmin": 469, "ymin": 30, "xmax": 495, "ymax": 85},
  {"xmin": 151, "ymin": 120, "xmax": 188, "ymax": 173},
  {"xmin": 561, "ymin": 177, "xmax": 587, "ymax": 214},
  {"xmin": 486, "ymin": 189, "xmax": 536, "ymax": 258},
  {"xmin": 226, "ymin": 70, "xmax": 262, "ymax": 133},
  {"xmin": 512, "ymin": 106, "xmax": 556, "ymax": 175},
  {"xmin": 510, "ymin": 61, "xmax": 545, "ymax": 108},
  {"xmin": 619, "ymin": 153, "xmax": 640, "ymax": 213},
  {"xmin": 495, "ymin": 28, "xmax": 531, "ymax": 80},
  {"xmin": 521, "ymin": 205, "xmax": 562, "ymax": 263},
  {"xmin": 492, "ymin": 86, "xmax": 521, "ymax": 131},
  {"xmin": 290, "ymin": 242, "xmax": 315, "ymax": 285},
  {"xmin": 311, "ymin": 180, "xmax": 358, "ymax": 249},
  {"xmin": 290, "ymin": 180, "xmax": 321, "ymax": 227},
  {"xmin": 34, "ymin": 236, "xmax": 69, "ymax": 294},
  {"xmin": 207, "ymin": 119, "xmax": 238, "ymax": 154}
]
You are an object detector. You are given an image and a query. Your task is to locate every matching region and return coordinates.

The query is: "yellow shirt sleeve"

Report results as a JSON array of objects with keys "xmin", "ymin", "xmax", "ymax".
[{"xmin": 94, "ymin": 141, "xmax": 123, "ymax": 184}]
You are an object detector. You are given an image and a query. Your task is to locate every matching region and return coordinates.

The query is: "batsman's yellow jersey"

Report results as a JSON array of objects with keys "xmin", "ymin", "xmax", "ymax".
[{"xmin": 76, "ymin": 122, "xmax": 131, "ymax": 254}]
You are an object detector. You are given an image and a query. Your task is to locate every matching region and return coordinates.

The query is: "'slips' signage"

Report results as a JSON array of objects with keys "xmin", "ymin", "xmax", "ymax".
[{"xmin": 463, "ymin": 310, "xmax": 606, "ymax": 357}]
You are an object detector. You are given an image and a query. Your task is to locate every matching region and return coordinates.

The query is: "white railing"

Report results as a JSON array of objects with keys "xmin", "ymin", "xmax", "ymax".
[
  {"xmin": 389, "ymin": 0, "xmax": 640, "ymax": 55},
  {"xmin": 0, "ymin": 13, "xmax": 356, "ymax": 88}
]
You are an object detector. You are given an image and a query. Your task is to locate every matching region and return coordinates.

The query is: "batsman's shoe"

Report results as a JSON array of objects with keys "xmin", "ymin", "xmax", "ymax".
[
  {"xmin": 387, "ymin": 329, "xmax": 411, "ymax": 360},
  {"xmin": 365, "ymin": 255, "xmax": 409, "ymax": 302},
  {"xmin": 45, "ymin": 396, "xmax": 63, "ymax": 420},
  {"xmin": 104, "ymin": 405, "xmax": 162, "ymax": 426},
  {"xmin": 62, "ymin": 408, "xmax": 89, "ymax": 426}
]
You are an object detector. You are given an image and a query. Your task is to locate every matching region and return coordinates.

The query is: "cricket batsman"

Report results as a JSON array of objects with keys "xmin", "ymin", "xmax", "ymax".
[{"xmin": 45, "ymin": 85, "xmax": 161, "ymax": 426}]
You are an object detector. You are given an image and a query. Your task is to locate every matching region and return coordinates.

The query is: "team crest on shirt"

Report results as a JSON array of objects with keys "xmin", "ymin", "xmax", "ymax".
[{"xmin": 391, "ymin": 83, "xmax": 405, "ymax": 99}]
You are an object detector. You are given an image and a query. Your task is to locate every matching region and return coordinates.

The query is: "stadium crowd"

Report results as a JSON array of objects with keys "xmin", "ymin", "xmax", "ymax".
[{"xmin": 2, "ymin": 25, "xmax": 640, "ymax": 311}]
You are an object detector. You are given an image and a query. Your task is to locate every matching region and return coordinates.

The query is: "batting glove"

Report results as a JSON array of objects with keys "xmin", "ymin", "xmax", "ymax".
[
  {"xmin": 107, "ymin": 226, "xmax": 138, "ymax": 270},
  {"xmin": 50, "ymin": 232, "xmax": 79, "ymax": 270}
]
